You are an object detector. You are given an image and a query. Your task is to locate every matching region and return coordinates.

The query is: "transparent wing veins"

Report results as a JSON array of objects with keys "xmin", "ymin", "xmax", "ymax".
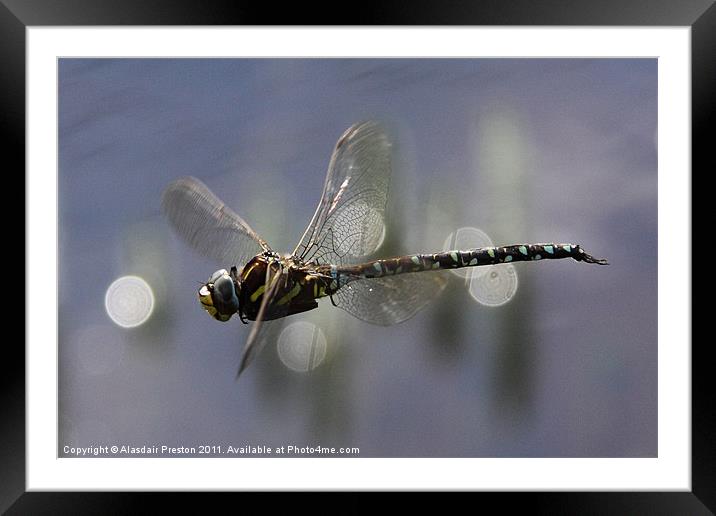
[
  {"xmin": 293, "ymin": 121, "xmax": 391, "ymax": 267},
  {"xmin": 162, "ymin": 176, "xmax": 270, "ymax": 268},
  {"xmin": 332, "ymin": 271, "xmax": 448, "ymax": 326}
]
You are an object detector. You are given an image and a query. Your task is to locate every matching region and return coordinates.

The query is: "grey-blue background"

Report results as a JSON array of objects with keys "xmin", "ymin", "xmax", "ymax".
[{"xmin": 59, "ymin": 58, "xmax": 657, "ymax": 457}]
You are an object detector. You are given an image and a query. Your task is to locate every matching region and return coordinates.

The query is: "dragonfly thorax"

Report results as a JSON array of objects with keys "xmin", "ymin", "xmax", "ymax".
[{"xmin": 238, "ymin": 254, "xmax": 286, "ymax": 321}]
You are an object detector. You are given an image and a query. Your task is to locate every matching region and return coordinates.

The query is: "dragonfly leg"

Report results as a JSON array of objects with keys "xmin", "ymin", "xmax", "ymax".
[{"xmin": 329, "ymin": 294, "xmax": 338, "ymax": 307}]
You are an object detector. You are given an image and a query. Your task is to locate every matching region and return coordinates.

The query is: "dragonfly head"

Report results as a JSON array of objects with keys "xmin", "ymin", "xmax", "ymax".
[{"xmin": 197, "ymin": 268, "xmax": 241, "ymax": 322}]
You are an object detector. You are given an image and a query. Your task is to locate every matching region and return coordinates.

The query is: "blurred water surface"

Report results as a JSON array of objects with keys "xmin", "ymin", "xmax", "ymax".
[{"xmin": 59, "ymin": 58, "xmax": 657, "ymax": 457}]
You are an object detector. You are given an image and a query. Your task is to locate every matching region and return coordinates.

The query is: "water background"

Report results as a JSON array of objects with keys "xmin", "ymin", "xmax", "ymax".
[{"xmin": 58, "ymin": 58, "xmax": 657, "ymax": 457}]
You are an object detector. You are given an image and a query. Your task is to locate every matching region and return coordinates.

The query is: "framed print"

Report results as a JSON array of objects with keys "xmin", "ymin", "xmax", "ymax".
[{"xmin": 6, "ymin": 0, "xmax": 711, "ymax": 512}]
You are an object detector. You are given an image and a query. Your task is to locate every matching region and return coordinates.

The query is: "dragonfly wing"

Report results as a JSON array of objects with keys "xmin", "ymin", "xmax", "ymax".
[
  {"xmin": 236, "ymin": 263, "xmax": 285, "ymax": 377},
  {"xmin": 162, "ymin": 176, "xmax": 270, "ymax": 267},
  {"xmin": 332, "ymin": 271, "xmax": 448, "ymax": 326},
  {"xmin": 293, "ymin": 121, "xmax": 391, "ymax": 267}
]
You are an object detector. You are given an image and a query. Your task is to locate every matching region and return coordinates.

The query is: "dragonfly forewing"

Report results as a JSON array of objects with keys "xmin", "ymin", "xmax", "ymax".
[
  {"xmin": 162, "ymin": 176, "xmax": 271, "ymax": 267},
  {"xmin": 293, "ymin": 121, "xmax": 391, "ymax": 267}
]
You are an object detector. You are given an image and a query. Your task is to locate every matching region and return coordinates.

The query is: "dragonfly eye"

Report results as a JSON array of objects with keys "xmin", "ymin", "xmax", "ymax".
[
  {"xmin": 209, "ymin": 269, "xmax": 228, "ymax": 283},
  {"xmin": 198, "ymin": 269, "xmax": 240, "ymax": 322}
]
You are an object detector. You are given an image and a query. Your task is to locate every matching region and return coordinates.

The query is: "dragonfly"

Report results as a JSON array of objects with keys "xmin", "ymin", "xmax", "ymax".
[{"xmin": 162, "ymin": 121, "xmax": 608, "ymax": 377}]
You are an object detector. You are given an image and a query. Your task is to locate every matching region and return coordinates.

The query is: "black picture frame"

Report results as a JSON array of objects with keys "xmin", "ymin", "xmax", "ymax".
[{"xmin": 5, "ymin": 0, "xmax": 709, "ymax": 512}]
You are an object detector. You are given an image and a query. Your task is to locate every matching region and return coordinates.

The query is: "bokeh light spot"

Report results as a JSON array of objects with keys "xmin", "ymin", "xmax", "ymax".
[
  {"xmin": 468, "ymin": 264, "xmax": 519, "ymax": 306},
  {"xmin": 277, "ymin": 321, "xmax": 328, "ymax": 373},
  {"xmin": 105, "ymin": 275, "xmax": 155, "ymax": 328},
  {"xmin": 443, "ymin": 226, "xmax": 519, "ymax": 306}
]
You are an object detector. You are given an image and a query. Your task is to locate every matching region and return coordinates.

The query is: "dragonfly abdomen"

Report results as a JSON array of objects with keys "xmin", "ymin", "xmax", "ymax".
[
  {"xmin": 336, "ymin": 243, "xmax": 607, "ymax": 282},
  {"xmin": 448, "ymin": 243, "xmax": 609, "ymax": 268}
]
